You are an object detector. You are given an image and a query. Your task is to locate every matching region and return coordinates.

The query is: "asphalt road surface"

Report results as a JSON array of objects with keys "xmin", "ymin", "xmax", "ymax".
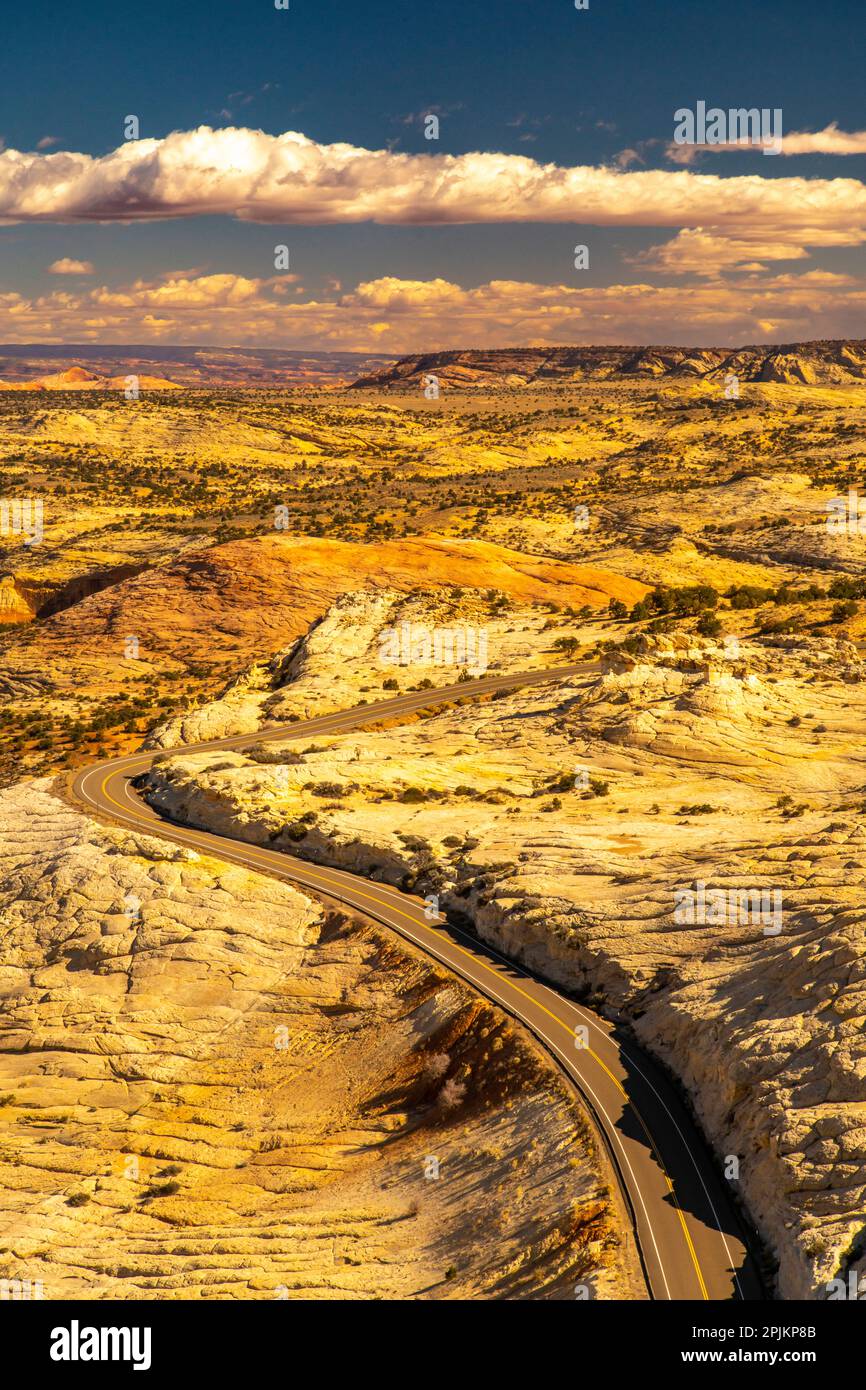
[{"xmin": 69, "ymin": 663, "xmax": 765, "ymax": 1302}]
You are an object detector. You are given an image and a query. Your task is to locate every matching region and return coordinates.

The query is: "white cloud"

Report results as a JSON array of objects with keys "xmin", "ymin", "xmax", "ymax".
[
  {"xmin": 782, "ymin": 124, "xmax": 866, "ymax": 156},
  {"xmin": 0, "ymin": 267, "xmax": 861, "ymax": 352},
  {"xmin": 0, "ymin": 126, "xmax": 863, "ymax": 261},
  {"xmin": 667, "ymin": 123, "xmax": 866, "ymax": 162},
  {"xmin": 633, "ymin": 229, "xmax": 812, "ymax": 276},
  {"xmin": 633, "ymin": 223, "xmax": 866, "ymax": 276},
  {"xmin": 613, "ymin": 148, "xmax": 644, "ymax": 170},
  {"xmin": 48, "ymin": 257, "xmax": 94, "ymax": 274}
]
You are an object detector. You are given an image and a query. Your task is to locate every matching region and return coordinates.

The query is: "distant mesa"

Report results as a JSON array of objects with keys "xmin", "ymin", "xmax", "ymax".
[
  {"xmin": 0, "ymin": 346, "xmax": 396, "ymax": 389},
  {"xmin": 1, "ymin": 341, "xmax": 862, "ymax": 392},
  {"xmin": 0, "ymin": 365, "xmax": 178, "ymax": 391},
  {"xmin": 350, "ymin": 340, "xmax": 866, "ymax": 389}
]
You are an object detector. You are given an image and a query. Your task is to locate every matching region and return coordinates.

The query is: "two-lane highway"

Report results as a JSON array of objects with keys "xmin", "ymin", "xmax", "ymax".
[{"xmin": 68, "ymin": 663, "xmax": 765, "ymax": 1301}]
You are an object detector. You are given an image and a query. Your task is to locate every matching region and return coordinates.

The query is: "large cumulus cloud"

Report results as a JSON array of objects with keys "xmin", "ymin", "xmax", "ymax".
[{"xmin": 1, "ymin": 127, "xmax": 866, "ymax": 252}]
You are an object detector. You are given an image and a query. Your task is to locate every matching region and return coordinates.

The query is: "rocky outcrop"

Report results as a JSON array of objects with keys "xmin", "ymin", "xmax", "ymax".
[
  {"xmin": 0, "ymin": 781, "xmax": 630, "ymax": 1300},
  {"xmin": 352, "ymin": 340, "xmax": 866, "ymax": 390},
  {"xmin": 143, "ymin": 633, "xmax": 866, "ymax": 1299},
  {"xmin": 146, "ymin": 567, "xmax": 645, "ymax": 748},
  {"xmin": 0, "ymin": 534, "xmax": 646, "ymax": 712},
  {"xmin": 0, "ymin": 574, "xmax": 34, "ymax": 625}
]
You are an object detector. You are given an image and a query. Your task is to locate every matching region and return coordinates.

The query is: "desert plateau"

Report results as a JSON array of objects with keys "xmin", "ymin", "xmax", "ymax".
[
  {"xmin": 3, "ymin": 0, "xmax": 866, "ymax": 1349},
  {"xmin": 1, "ymin": 344, "xmax": 866, "ymax": 1307}
]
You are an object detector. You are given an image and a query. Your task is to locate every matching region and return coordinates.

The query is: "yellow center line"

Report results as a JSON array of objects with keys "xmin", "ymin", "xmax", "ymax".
[{"xmin": 95, "ymin": 753, "xmax": 710, "ymax": 1302}]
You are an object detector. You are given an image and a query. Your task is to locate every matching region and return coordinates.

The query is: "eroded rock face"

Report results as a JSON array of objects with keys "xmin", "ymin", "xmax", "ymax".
[
  {"xmin": 352, "ymin": 341, "xmax": 866, "ymax": 390},
  {"xmin": 0, "ymin": 782, "xmax": 629, "ymax": 1301},
  {"xmin": 3, "ymin": 534, "xmax": 645, "ymax": 711},
  {"xmin": 144, "ymin": 628, "xmax": 866, "ymax": 1298},
  {"xmin": 0, "ymin": 574, "xmax": 33, "ymax": 625},
  {"xmin": 146, "ymin": 579, "xmax": 635, "ymax": 748}
]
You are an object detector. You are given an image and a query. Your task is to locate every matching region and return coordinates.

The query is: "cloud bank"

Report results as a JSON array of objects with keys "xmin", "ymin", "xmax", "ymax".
[
  {"xmin": 2, "ymin": 127, "xmax": 864, "ymax": 349},
  {"xmin": 0, "ymin": 127, "xmax": 864, "ymax": 258},
  {"xmin": 0, "ymin": 268, "xmax": 861, "ymax": 353}
]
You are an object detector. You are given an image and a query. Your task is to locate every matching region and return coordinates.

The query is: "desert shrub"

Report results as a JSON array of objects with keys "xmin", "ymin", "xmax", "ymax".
[
  {"xmin": 399, "ymin": 786, "xmax": 427, "ymax": 803},
  {"xmin": 760, "ymin": 617, "xmax": 800, "ymax": 634},
  {"xmin": 437, "ymin": 1078, "xmax": 467, "ymax": 1112},
  {"xmin": 828, "ymin": 576, "xmax": 866, "ymax": 600},
  {"xmin": 631, "ymin": 583, "xmax": 718, "ymax": 621},
  {"xmin": 697, "ymin": 612, "xmax": 723, "ymax": 638},
  {"xmin": 728, "ymin": 581, "xmax": 828, "ymax": 609},
  {"xmin": 423, "ymin": 1052, "xmax": 450, "ymax": 1080},
  {"xmin": 546, "ymin": 773, "xmax": 576, "ymax": 793},
  {"xmin": 831, "ymin": 600, "xmax": 858, "ymax": 623},
  {"xmin": 141, "ymin": 1181, "xmax": 181, "ymax": 1200}
]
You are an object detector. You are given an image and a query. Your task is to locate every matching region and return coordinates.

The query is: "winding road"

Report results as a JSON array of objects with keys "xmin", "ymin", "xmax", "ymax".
[{"xmin": 68, "ymin": 663, "xmax": 765, "ymax": 1302}]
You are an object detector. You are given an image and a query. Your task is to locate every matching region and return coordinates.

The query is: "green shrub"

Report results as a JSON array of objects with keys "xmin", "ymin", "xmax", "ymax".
[{"xmin": 400, "ymin": 786, "xmax": 427, "ymax": 803}]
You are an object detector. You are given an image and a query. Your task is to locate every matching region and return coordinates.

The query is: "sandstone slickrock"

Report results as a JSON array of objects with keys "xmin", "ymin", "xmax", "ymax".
[
  {"xmin": 1, "ymin": 534, "xmax": 645, "ymax": 709},
  {"xmin": 0, "ymin": 782, "xmax": 629, "ymax": 1300},
  {"xmin": 144, "ymin": 610, "xmax": 866, "ymax": 1298}
]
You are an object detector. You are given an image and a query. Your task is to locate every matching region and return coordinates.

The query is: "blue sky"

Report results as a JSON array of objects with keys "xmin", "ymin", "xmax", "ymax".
[
  {"xmin": 7, "ymin": 0, "xmax": 862, "ymax": 160},
  {"xmin": 1, "ymin": 0, "xmax": 864, "ymax": 349}
]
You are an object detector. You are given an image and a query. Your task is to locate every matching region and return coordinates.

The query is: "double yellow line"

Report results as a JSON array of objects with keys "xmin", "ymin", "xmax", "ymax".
[{"xmin": 95, "ymin": 760, "xmax": 710, "ymax": 1301}]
